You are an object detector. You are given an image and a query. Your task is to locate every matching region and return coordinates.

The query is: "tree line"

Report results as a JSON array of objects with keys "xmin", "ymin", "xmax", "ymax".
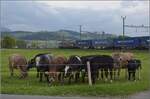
[{"xmin": 1, "ymin": 36, "xmax": 27, "ymax": 48}]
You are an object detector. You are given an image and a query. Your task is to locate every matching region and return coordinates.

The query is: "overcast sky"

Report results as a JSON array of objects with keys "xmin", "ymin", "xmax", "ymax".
[{"xmin": 1, "ymin": 0, "xmax": 149, "ymax": 36}]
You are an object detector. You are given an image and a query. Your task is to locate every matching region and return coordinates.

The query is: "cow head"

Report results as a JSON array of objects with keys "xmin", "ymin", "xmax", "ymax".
[{"xmin": 27, "ymin": 59, "xmax": 35, "ymax": 70}]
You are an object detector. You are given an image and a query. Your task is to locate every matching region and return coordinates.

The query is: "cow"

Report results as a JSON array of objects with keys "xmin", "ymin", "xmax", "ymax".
[
  {"xmin": 127, "ymin": 59, "xmax": 142, "ymax": 81},
  {"xmin": 112, "ymin": 52, "xmax": 134, "ymax": 79},
  {"xmin": 8, "ymin": 54, "xmax": 28, "ymax": 78},
  {"xmin": 64, "ymin": 55, "xmax": 83, "ymax": 84},
  {"xmin": 45, "ymin": 56, "xmax": 67, "ymax": 85},
  {"xmin": 27, "ymin": 53, "xmax": 53, "ymax": 82},
  {"xmin": 87, "ymin": 55, "xmax": 114, "ymax": 84},
  {"xmin": 80, "ymin": 55, "xmax": 98, "ymax": 83}
]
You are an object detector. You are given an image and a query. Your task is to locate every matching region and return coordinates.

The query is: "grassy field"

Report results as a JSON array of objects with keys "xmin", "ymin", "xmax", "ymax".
[{"xmin": 1, "ymin": 49, "xmax": 150, "ymax": 96}]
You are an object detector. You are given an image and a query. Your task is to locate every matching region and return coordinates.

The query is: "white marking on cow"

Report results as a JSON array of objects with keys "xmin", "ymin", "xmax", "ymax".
[
  {"xmin": 64, "ymin": 65, "xmax": 70, "ymax": 76},
  {"xmin": 75, "ymin": 56, "xmax": 81, "ymax": 62},
  {"xmin": 81, "ymin": 69, "xmax": 85, "ymax": 72},
  {"xmin": 36, "ymin": 57, "xmax": 41, "ymax": 67}
]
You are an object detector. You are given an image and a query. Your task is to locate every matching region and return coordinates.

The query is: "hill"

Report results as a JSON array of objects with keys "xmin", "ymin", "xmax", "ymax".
[{"xmin": 1, "ymin": 29, "xmax": 117, "ymax": 40}]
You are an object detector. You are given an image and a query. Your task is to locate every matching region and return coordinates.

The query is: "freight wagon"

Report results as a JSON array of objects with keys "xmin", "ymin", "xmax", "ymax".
[
  {"xmin": 138, "ymin": 36, "xmax": 150, "ymax": 49},
  {"xmin": 76, "ymin": 40, "xmax": 92, "ymax": 49},
  {"xmin": 113, "ymin": 38, "xmax": 140, "ymax": 49},
  {"xmin": 92, "ymin": 39, "xmax": 113, "ymax": 49}
]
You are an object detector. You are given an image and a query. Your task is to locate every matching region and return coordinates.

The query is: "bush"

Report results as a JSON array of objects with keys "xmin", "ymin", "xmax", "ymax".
[
  {"xmin": 16, "ymin": 40, "xmax": 27, "ymax": 48},
  {"xmin": 1, "ymin": 36, "xmax": 16, "ymax": 48}
]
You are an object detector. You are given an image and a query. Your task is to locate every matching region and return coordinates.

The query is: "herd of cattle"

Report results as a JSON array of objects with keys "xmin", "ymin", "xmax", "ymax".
[{"xmin": 8, "ymin": 52, "xmax": 142, "ymax": 85}]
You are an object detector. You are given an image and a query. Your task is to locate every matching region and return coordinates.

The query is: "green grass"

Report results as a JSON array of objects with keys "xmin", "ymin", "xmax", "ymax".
[{"xmin": 1, "ymin": 49, "xmax": 150, "ymax": 96}]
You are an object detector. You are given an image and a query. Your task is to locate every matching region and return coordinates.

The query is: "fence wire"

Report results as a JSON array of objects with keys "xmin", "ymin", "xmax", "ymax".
[{"xmin": 12, "ymin": 63, "xmax": 141, "ymax": 67}]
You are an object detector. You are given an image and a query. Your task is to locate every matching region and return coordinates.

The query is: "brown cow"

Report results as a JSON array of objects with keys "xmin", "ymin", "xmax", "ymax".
[
  {"xmin": 46, "ymin": 56, "xmax": 67, "ymax": 85},
  {"xmin": 112, "ymin": 52, "xmax": 134, "ymax": 79},
  {"xmin": 9, "ymin": 54, "xmax": 28, "ymax": 78}
]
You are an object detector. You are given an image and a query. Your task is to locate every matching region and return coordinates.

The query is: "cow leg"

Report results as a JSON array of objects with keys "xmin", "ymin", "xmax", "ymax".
[
  {"xmin": 101, "ymin": 69, "xmax": 104, "ymax": 80},
  {"xmin": 82, "ymin": 71, "xmax": 86, "ymax": 83},
  {"xmin": 39, "ymin": 72, "xmax": 43, "ymax": 82},
  {"xmin": 133, "ymin": 71, "xmax": 136, "ymax": 81},
  {"xmin": 75, "ymin": 72, "xmax": 77, "ymax": 82},
  {"xmin": 91, "ymin": 73, "xmax": 96, "ymax": 84},
  {"xmin": 77, "ymin": 72, "xmax": 80, "ymax": 81},
  {"xmin": 68, "ymin": 74, "xmax": 73, "ymax": 84},
  {"xmin": 97, "ymin": 70, "xmax": 100, "ymax": 80},
  {"xmin": 109, "ymin": 68, "xmax": 113, "ymax": 82},
  {"xmin": 117, "ymin": 68, "xmax": 121, "ymax": 79},
  {"xmin": 113, "ymin": 69, "xmax": 116, "ymax": 80},
  {"xmin": 9, "ymin": 66, "xmax": 14, "ymax": 77},
  {"xmin": 138, "ymin": 68, "xmax": 141, "ymax": 80},
  {"xmin": 45, "ymin": 73, "xmax": 50, "ymax": 83},
  {"xmin": 75, "ymin": 72, "xmax": 80, "ymax": 83},
  {"xmin": 58, "ymin": 73, "xmax": 61, "ymax": 81},
  {"xmin": 104, "ymin": 68, "xmax": 108, "ymax": 82},
  {"xmin": 128, "ymin": 70, "xmax": 131, "ymax": 80},
  {"xmin": 60, "ymin": 72, "xmax": 65, "ymax": 85},
  {"xmin": 125, "ymin": 68, "xmax": 128, "ymax": 80},
  {"xmin": 44, "ymin": 73, "xmax": 49, "ymax": 83},
  {"xmin": 113, "ymin": 63, "xmax": 117, "ymax": 80},
  {"xmin": 37, "ymin": 68, "xmax": 40, "ymax": 78}
]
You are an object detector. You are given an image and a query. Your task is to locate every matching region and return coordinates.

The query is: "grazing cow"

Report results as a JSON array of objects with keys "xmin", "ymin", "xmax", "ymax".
[
  {"xmin": 9, "ymin": 54, "xmax": 28, "ymax": 78},
  {"xmin": 127, "ymin": 59, "xmax": 141, "ymax": 81},
  {"xmin": 80, "ymin": 55, "xmax": 98, "ymax": 83},
  {"xmin": 88, "ymin": 55, "xmax": 114, "ymax": 84},
  {"xmin": 27, "ymin": 53, "xmax": 53, "ymax": 82},
  {"xmin": 112, "ymin": 52, "xmax": 134, "ymax": 79},
  {"xmin": 64, "ymin": 55, "xmax": 83, "ymax": 84},
  {"xmin": 46, "ymin": 56, "xmax": 67, "ymax": 84},
  {"xmin": 80, "ymin": 55, "xmax": 114, "ymax": 84}
]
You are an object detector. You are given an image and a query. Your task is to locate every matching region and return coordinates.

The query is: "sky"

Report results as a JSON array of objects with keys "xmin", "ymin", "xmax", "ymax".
[{"xmin": 1, "ymin": 0, "xmax": 149, "ymax": 36}]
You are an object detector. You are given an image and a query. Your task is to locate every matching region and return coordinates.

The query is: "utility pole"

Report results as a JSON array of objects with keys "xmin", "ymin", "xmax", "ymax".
[
  {"xmin": 121, "ymin": 16, "xmax": 126, "ymax": 50},
  {"xmin": 121, "ymin": 16, "xmax": 150, "ymax": 51},
  {"xmin": 79, "ymin": 25, "xmax": 82, "ymax": 40},
  {"xmin": 121, "ymin": 16, "xmax": 126, "ymax": 39}
]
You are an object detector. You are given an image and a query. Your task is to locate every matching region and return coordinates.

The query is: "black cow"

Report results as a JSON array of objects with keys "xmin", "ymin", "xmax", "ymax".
[
  {"xmin": 127, "ymin": 59, "xmax": 141, "ymax": 81},
  {"xmin": 90, "ymin": 55, "xmax": 114, "ymax": 83},
  {"xmin": 27, "ymin": 53, "xmax": 53, "ymax": 82},
  {"xmin": 64, "ymin": 55, "xmax": 82, "ymax": 84},
  {"xmin": 80, "ymin": 55, "xmax": 97, "ymax": 83},
  {"xmin": 81, "ymin": 55, "xmax": 114, "ymax": 84}
]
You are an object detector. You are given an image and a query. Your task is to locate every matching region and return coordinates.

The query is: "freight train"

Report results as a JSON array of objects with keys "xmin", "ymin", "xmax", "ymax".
[{"xmin": 59, "ymin": 36, "xmax": 150, "ymax": 49}]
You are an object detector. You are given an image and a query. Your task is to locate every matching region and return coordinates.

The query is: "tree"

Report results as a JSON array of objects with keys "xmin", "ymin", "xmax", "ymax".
[
  {"xmin": 1, "ymin": 36, "xmax": 16, "ymax": 48},
  {"xmin": 16, "ymin": 40, "xmax": 27, "ymax": 48},
  {"xmin": 118, "ymin": 35, "xmax": 130, "ymax": 39},
  {"xmin": 31, "ymin": 41, "xmax": 38, "ymax": 48}
]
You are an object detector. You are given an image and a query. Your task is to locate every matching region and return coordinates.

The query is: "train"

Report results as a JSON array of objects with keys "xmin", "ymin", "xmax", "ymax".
[{"xmin": 59, "ymin": 36, "xmax": 150, "ymax": 49}]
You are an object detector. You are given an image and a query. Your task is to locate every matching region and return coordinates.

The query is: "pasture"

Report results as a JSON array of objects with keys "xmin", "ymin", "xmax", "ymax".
[{"xmin": 1, "ymin": 49, "xmax": 150, "ymax": 96}]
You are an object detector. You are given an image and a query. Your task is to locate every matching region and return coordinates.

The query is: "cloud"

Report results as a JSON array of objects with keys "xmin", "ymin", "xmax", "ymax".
[
  {"xmin": 1, "ymin": 0, "xmax": 149, "ymax": 36},
  {"xmin": 121, "ymin": 1, "xmax": 149, "ymax": 15},
  {"xmin": 37, "ymin": 1, "xmax": 122, "ymax": 11}
]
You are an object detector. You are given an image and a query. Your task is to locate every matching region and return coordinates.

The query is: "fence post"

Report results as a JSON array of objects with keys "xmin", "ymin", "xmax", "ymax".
[
  {"xmin": 87, "ymin": 61, "xmax": 92, "ymax": 86},
  {"xmin": 138, "ymin": 68, "xmax": 141, "ymax": 80}
]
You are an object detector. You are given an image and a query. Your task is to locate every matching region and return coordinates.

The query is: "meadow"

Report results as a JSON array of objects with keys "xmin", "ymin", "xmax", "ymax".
[{"xmin": 1, "ymin": 49, "xmax": 150, "ymax": 96}]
